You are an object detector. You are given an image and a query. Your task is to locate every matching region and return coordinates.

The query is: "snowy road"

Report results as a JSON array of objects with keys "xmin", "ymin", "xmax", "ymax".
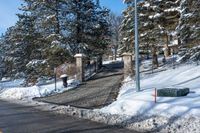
[{"xmin": 0, "ymin": 100, "xmax": 138, "ymax": 133}]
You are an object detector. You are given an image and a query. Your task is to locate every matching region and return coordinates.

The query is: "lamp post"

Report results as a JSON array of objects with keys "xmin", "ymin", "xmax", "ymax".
[{"xmin": 134, "ymin": 0, "xmax": 140, "ymax": 92}]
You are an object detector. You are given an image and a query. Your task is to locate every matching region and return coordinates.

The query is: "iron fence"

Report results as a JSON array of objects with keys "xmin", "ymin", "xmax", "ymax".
[{"xmin": 84, "ymin": 61, "xmax": 97, "ymax": 80}]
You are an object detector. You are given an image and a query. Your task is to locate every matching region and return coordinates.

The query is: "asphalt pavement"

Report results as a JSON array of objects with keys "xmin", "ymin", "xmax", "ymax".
[
  {"xmin": 35, "ymin": 62, "xmax": 124, "ymax": 109},
  {"xmin": 0, "ymin": 100, "xmax": 139, "ymax": 133}
]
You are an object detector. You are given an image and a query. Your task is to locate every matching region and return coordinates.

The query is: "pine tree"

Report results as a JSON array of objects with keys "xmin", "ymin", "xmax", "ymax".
[
  {"xmin": 121, "ymin": 0, "xmax": 181, "ymax": 67},
  {"xmin": 120, "ymin": 1, "xmax": 134, "ymax": 53},
  {"xmin": 120, "ymin": 0, "xmax": 160, "ymax": 67},
  {"xmin": 6, "ymin": 13, "xmax": 40, "ymax": 77},
  {"xmin": 64, "ymin": 0, "xmax": 110, "ymax": 56},
  {"xmin": 178, "ymin": 0, "xmax": 200, "ymax": 47},
  {"xmin": 1, "ymin": 0, "xmax": 45, "ymax": 80},
  {"xmin": 0, "ymin": 34, "xmax": 6, "ymax": 79},
  {"xmin": 0, "ymin": 27, "xmax": 14, "ymax": 77},
  {"xmin": 146, "ymin": 0, "xmax": 179, "ymax": 58},
  {"xmin": 177, "ymin": 0, "xmax": 200, "ymax": 62},
  {"xmin": 89, "ymin": 4, "xmax": 111, "ymax": 57},
  {"xmin": 29, "ymin": 0, "xmax": 72, "ymax": 67},
  {"xmin": 139, "ymin": 0, "xmax": 160, "ymax": 66},
  {"xmin": 2, "ymin": 0, "xmax": 110, "ymax": 84}
]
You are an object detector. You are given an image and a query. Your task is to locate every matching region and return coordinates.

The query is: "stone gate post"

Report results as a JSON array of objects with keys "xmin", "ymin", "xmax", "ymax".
[
  {"xmin": 122, "ymin": 53, "xmax": 134, "ymax": 79},
  {"xmin": 75, "ymin": 54, "xmax": 85, "ymax": 82}
]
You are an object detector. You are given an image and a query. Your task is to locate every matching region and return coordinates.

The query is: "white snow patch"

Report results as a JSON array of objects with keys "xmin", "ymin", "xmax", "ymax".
[
  {"xmin": 103, "ymin": 58, "xmax": 122, "ymax": 65},
  {"xmin": 1, "ymin": 77, "xmax": 11, "ymax": 82},
  {"xmin": 98, "ymin": 65, "xmax": 200, "ymax": 117},
  {"xmin": 60, "ymin": 74, "xmax": 68, "ymax": 78},
  {"xmin": 0, "ymin": 79, "xmax": 25, "ymax": 88},
  {"xmin": 0, "ymin": 79, "xmax": 80, "ymax": 101}
]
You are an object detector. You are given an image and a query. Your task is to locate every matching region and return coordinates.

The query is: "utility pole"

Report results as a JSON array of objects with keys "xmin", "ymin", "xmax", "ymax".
[{"xmin": 134, "ymin": 0, "xmax": 141, "ymax": 92}]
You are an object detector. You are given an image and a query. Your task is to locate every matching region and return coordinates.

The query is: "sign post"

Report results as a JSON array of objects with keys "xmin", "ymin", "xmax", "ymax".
[
  {"xmin": 134, "ymin": 0, "xmax": 141, "ymax": 92},
  {"xmin": 54, "ymin": 68, "xmax": 57, "ymax": 91}
]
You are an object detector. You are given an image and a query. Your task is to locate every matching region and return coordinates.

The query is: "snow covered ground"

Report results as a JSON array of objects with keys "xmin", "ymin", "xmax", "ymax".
[
  {"xmin": 0, "ymin": 78, "xmax": 25, "ymax": 88},
  {"xmin": 98, "ymin": 64, "xmax": 200, "ymax": 118},
  {"xmin": 1, "ymin": 58, "xmax": 200, "ymax": 132},
  {"xmin": 103, "ymin": 57, "xmax": 122, "ymax": 65},
  {"xmin": 0, "ymin": 79, "xmax": 80, "ymax": 101}
]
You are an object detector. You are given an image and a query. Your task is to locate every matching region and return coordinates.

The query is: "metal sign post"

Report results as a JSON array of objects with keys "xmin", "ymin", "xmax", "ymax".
[
  {"xmin": 134, "ymin": 0, "xmax": 141, "ymax": 92},
  {"xmin": 54, "ymin": 68, "xmax": 57, "ymax": 91}
]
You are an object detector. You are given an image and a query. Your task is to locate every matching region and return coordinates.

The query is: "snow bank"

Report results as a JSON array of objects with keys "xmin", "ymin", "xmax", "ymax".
[
  {"xmin": 0, "ymin": 79, "xmax": 25, "ymax": 88},
  {"xmin": 98, "ymin": 64, "xmax": 200, "ymax": 117},
  {"xmin": 103, "ymin": 57, "xmax": 122, "ymax": 65},
  {"xmin": 0, "ymin": 79, "xmax": 80, "ymax": 101}
]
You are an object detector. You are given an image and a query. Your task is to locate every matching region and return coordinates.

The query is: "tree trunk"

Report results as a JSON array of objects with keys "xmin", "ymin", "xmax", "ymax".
[
  {"xmin": 164, "ymin": 33, "xmax": 170, "ymax": 57},
  {"xmin": 55, "ymin": 0, "xmax": 60, "ymax": 35},
  {"xmin": 152, "ymin": 45, "xmax": 159, "ymax": 68},
  {"xmin": 75, "ymin": 1, "xmax": 81, "ymax": 54},
  {"xmin": 114, "ymin": 46, "xmax": 117, "ymax": 60},
  {"xmin": 146, "ymin": 43, "xmax": 150, "ymax": 59}
]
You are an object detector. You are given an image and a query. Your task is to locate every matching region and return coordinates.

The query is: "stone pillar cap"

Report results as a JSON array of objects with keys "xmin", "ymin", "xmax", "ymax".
[{"xmin": 74, "ymin": 53, "xmax": 86, "ymax": 58}]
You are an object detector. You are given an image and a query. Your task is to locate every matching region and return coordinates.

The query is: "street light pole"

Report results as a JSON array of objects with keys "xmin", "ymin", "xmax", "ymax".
[{"xmin": 134, "ymin": 0, "xmax": 141, "ymax": 92}]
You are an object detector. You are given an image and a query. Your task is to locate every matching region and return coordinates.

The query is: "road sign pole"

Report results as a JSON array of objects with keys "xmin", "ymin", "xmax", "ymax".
[{"xmin": 134, "ymin": 0, "xmax": 141, "ymax": 92}]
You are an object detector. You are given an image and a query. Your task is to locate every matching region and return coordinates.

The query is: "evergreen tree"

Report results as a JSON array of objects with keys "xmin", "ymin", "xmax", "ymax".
[
  {"xmin": 121, "ymin": 0, "xmax": 180, "ymax": 67},
  {"xmin": 120, "ymin": 0, "xmax": 160, "ymax": 67},
  {"xmin": 6, "ymin": 13, "xmax": 40, "ymax": 77},
  {"xmin": 120, "ymin": 2, "xmax": 134, "ymax": 53},
  {"xmin": 19, "ymin": 0, "xmax": 73, "ymax": 82},
  {"xmin": 177, "ymin": 0, "xmax": 200, "ymax": 63},
  {"xmin": 0, "ymin": 27, "xmax": 15, "ymax": 77},
  {"xmin": 1, "ymin": 0, "xmax": 110, "ymax": 84},
  {"xmin": 29, "ymin": 0, "xmax": 72, "ymax": 68},
  {"xmin": 178, "ymin": 0, "xmax": 200, "ymax": 47},
  {"xmin": 139, "ymin": 0, "xmax": 160, "ymax": 66},
  {"xmin": 0, "ymin": 34, "xmax": 6, "ymax": 79},
  {"xmin": 64, "ymin": 0, "xmax": 110, "ymax": 56},
  {"xmin": 153, "ymin": 0, "xmax": 180, "ymax": 57}
]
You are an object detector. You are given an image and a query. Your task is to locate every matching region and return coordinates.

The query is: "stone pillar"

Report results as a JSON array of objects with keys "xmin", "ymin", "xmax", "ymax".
[
  {"xmin": 122, "ymin": 53, "xmax": 134, "ymax": 79},
  {"xmin": 164, "ymin": 44, "xmax": 170, "ymax": 57},
  {"xmin": 109, "ymin": 55, "xmax": 113, "ymax": 60},
  {"xmin": 75, "ymin": 54, "xmax": 85, "ymax": 82}
]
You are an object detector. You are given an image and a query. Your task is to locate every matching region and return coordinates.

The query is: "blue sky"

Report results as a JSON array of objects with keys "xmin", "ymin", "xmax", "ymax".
[
  {"xmin": 101, "ymin": 0, "xmax": 126, "ymax": 14},
  {"xmin": 0, "ymin": 0, "xmax": 22, "ymax": 34},
  {"xmin": 0, "ymin": 0, "xmax": 126, "ymax": 35}
]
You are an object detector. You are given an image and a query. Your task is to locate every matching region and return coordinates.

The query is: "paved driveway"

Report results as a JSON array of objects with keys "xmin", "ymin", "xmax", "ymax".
[{"xmin": 35, "ymin": 62, "xmax": 124, "ymax": 109}]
